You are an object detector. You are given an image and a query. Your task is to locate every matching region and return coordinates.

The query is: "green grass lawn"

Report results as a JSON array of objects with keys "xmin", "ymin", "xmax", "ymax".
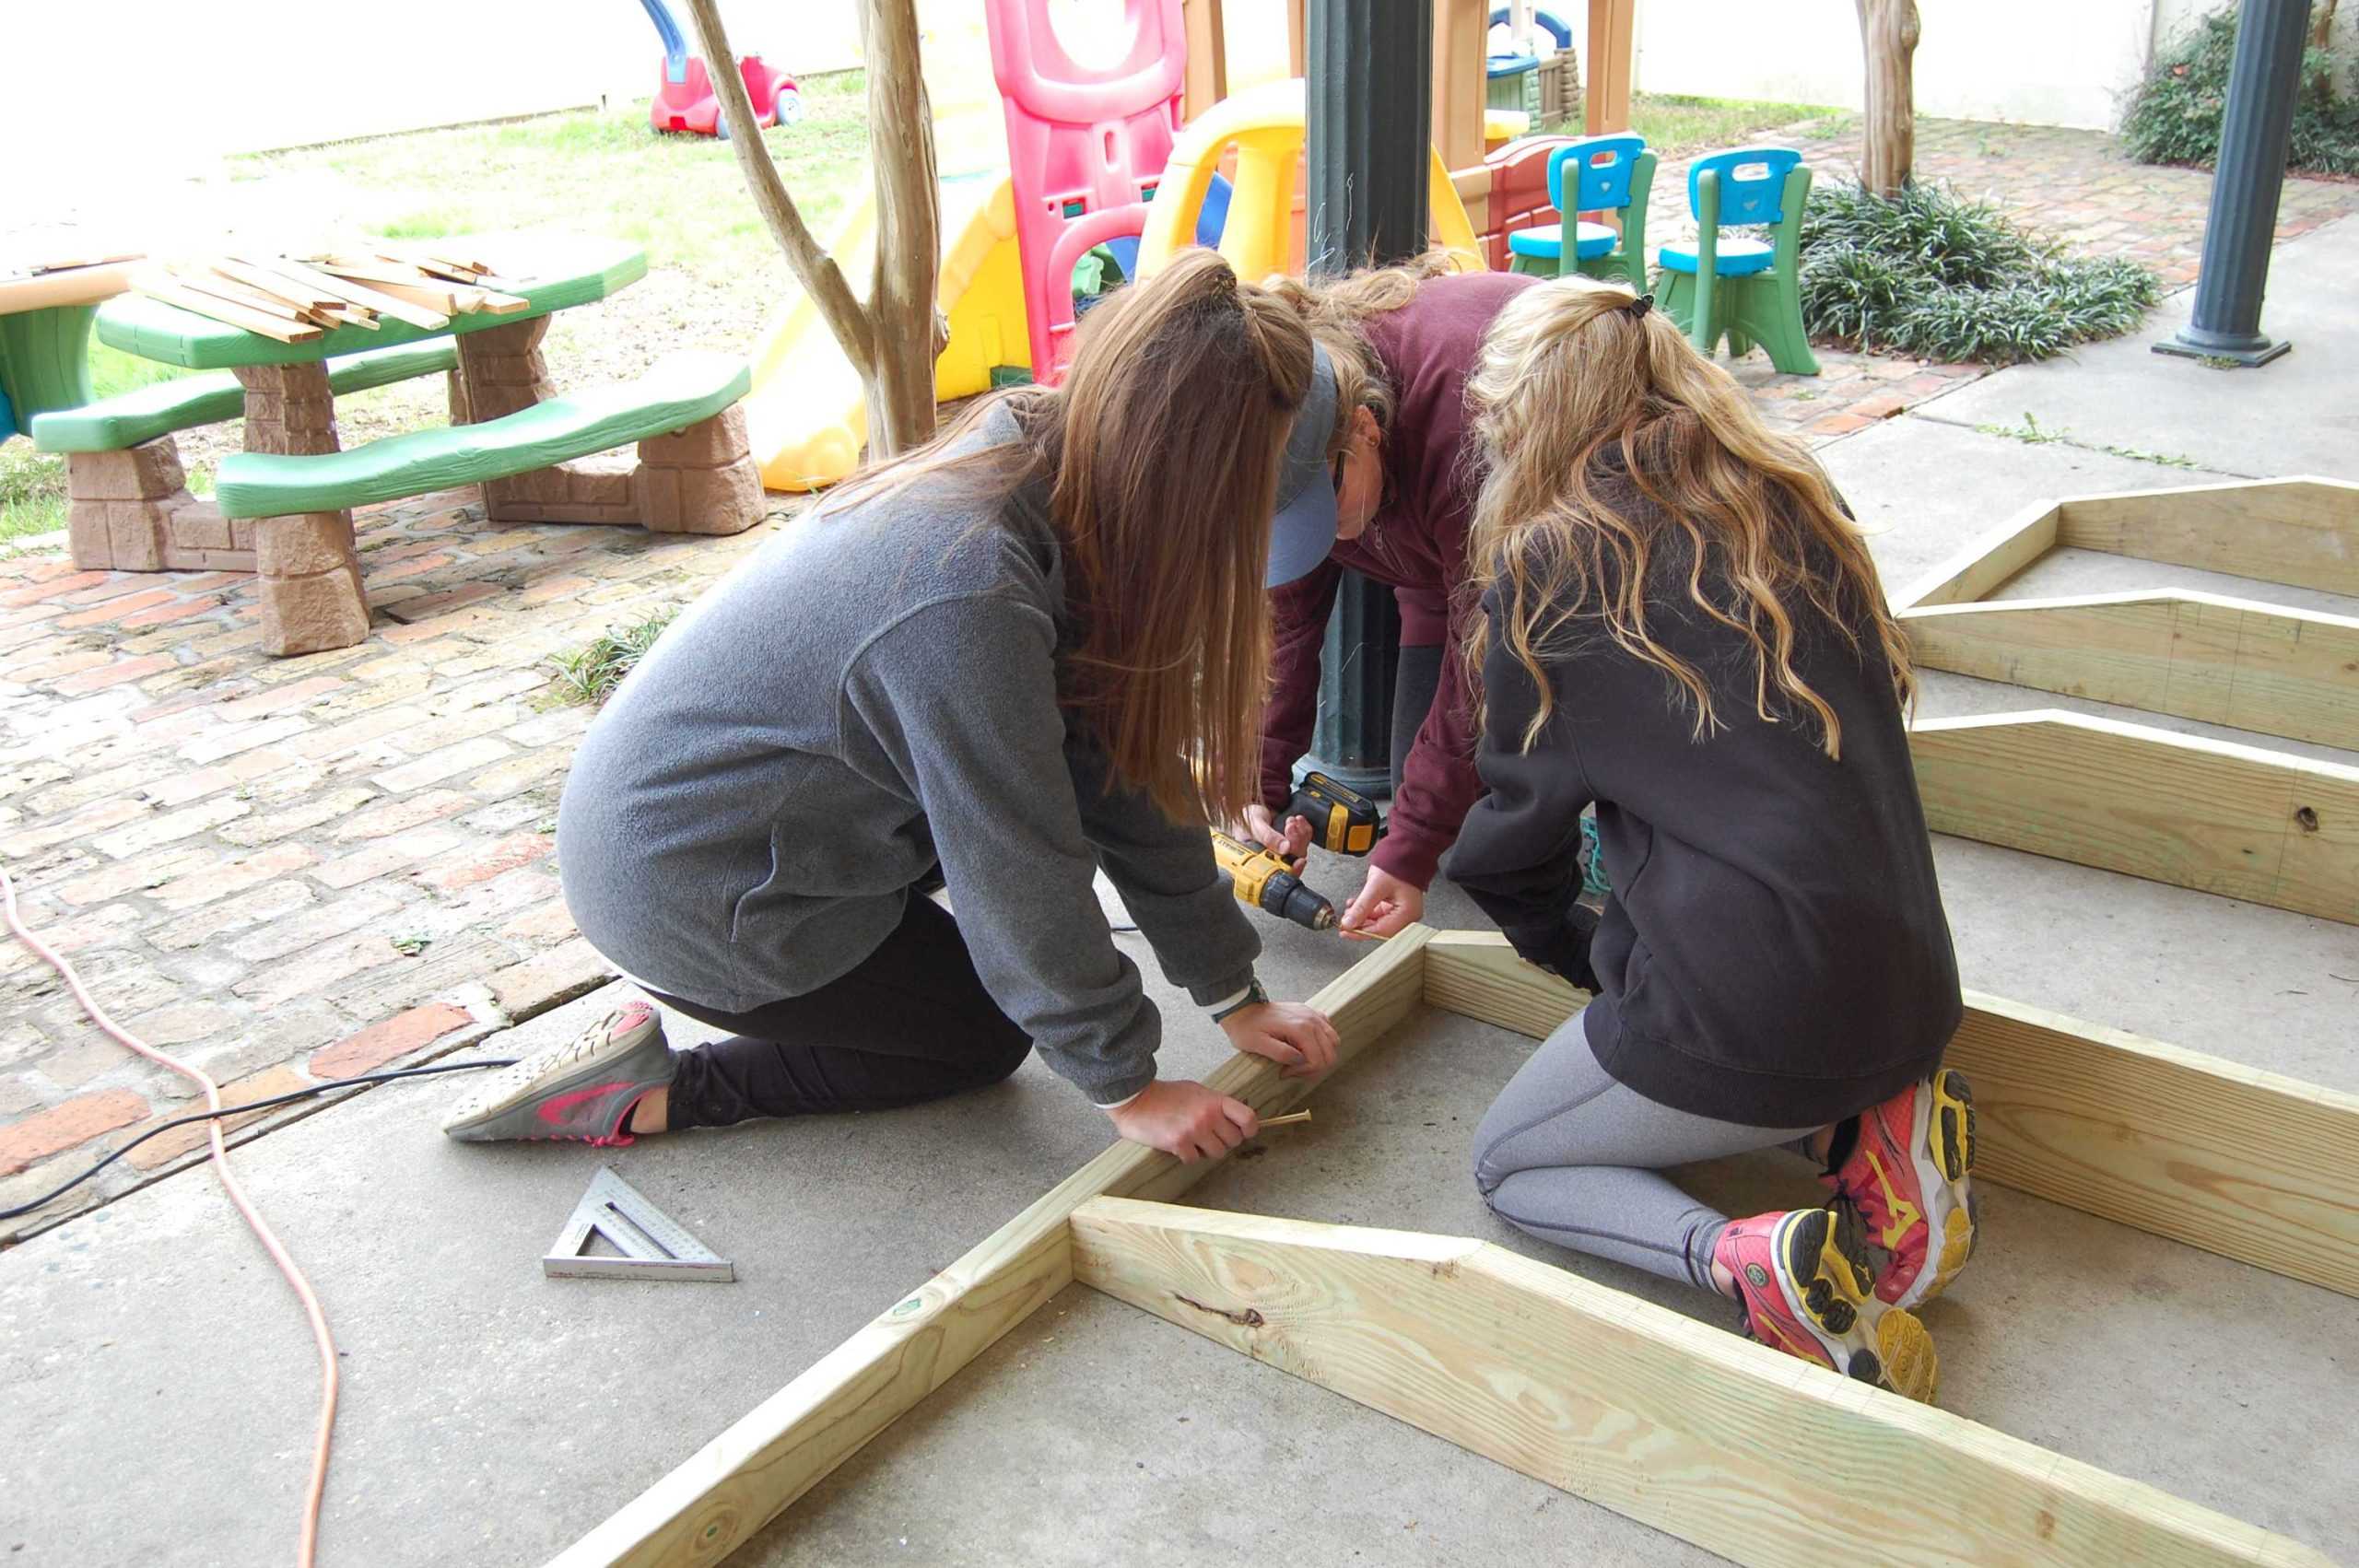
[
  {"xmin": 233, "ymin": 71, "xmax": 874, "ymax": 280},
  {"xmin": 1547, "ymin": 92, "xmax": 1851, "ymax": 156}
]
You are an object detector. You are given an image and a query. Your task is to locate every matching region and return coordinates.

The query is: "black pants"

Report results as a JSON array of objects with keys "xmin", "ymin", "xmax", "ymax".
[{"xmin": 651, "ymin": 891, "xmax": 1033, "ymax": 1129}]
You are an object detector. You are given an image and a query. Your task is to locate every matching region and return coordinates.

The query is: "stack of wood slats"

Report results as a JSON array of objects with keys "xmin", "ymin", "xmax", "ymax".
[{"xmin": 131, "ymin": 247, "xmax": 534, "ymax": 343}]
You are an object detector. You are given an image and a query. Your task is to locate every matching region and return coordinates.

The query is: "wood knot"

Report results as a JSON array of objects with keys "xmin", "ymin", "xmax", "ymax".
[
  {"xmin": 2294, "ymin": 805, "xmax": 2320, "ymax": 834},
  {"xmin": 1174, "ymin": 1292, "xmax": 1265, "ymax": 1328}
]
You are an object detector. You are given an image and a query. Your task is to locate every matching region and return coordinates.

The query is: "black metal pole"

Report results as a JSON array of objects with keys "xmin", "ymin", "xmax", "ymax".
[
  {"xmin": 1303, "ymin": 0, "xmax": 1434, "ymax": 797},
  {"xmin": 2154, "ymin": 0, "xmax": 2311, "ymax": 367}
]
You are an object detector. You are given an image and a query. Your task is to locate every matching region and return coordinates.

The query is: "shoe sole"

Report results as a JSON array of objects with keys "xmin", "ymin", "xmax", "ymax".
[
  {"xmin": 440, "ymin": 1006, "xmax": 665, "ymax": 1141},
  {"xmin": 1897, "ymin": 1069, "xmax": 1978, "ymax": 1310},
  {"xmin": 1778, "ymin": 1207, "xmax": 1939, "ymax": 1405}
]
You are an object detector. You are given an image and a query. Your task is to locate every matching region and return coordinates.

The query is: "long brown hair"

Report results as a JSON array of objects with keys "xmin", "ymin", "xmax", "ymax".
[
  {"xmin": 820, "ymin": 251, "xmax": 1313, "ymax": 820},
  {"xmin": 1463, "ymin": 277, "xmax": 1914, "ymax": 758}
]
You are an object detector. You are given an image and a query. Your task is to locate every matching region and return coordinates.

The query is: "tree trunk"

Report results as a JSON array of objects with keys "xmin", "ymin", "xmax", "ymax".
[
  {"xmin": 2312, "ymin": 0, "xmax": 2341, "ymax": 105},
  {"xmin": 858, "ymin": 0, "xmax": 945, "ymax": 461},
  {"xmin": 1856, "ymin": 0, "xmax": 1921, "ymax": 199}
]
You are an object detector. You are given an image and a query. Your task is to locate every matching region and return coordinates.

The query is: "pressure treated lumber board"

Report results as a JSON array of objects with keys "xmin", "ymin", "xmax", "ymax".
[
  {"xmin": 1071, "ymin": 1198, "xmax": 2332, "ymax": 1568},
  {"xmin": 1900, "ymin": 591, "xmax": 2359, "ymax": 751},
  {"xmin": 1895, "ymin": 499, "xmax": 2060, "ymax": 609},
  {"xmin": 2057, "ymin": 478, "xmax": 2359, "ymax": 600},
  {"xmin": 1422, "ymin": 931, "xmax": 2359, "ymax": 1298},
  {"xmin": 551, "ymin": 927, "xmax": 1435, "ymax": 1568},
  {"xmin": 1907, "ymin": 709, "xmax": 2359, "ymax": 925},
  {"xmin": 1948, "ymin": 991, "xmax": 2359, "ymax": 1299}
]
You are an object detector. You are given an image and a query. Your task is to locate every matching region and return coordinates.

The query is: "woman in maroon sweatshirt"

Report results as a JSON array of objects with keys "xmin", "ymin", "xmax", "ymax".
[{"xmin": 1245, "ymin": 263, "xmax": 1541, "ymax": 937}]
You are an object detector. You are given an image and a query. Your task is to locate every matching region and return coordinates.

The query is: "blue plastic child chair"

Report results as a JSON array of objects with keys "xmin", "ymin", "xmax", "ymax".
[
  {"xmin": 1655, "ymin": 146, "xmax": 1820, "ymax": 375},
  {"xmin": 1507, "ymin": 133, "xmax": 1655, "ymax": 287}
]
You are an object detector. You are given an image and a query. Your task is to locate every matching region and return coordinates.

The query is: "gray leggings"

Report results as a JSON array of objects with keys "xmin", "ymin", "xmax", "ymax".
[{"xmin": 1472, "ymin": 1013, "xmax": 1823, "ymax": 1293}]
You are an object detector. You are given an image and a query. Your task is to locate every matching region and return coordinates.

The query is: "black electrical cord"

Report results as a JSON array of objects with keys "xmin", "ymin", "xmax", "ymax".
[{"xmin": 2, "ymin": 1057, "xmax": 518, "ymax": 1223}]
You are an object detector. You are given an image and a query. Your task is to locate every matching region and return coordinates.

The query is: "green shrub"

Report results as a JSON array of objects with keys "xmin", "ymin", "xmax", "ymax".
[
  {"xmin": 1798, "ymin": 181, "xmax": 2160, "ymax": 365},
  {"xmin": 2120, "ymin": 7, "xmax": 2359, "ymax": 174}
]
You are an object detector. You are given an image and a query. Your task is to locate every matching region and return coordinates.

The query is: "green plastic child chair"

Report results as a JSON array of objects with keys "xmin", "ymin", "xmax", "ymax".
[
  {"xmin": 1654, "ymin": 146, "xmax": 1819, "ymax": 376},
  {"xmin": 1507, "ymin": 134, "xmax": 1655, "ymax": 287}
]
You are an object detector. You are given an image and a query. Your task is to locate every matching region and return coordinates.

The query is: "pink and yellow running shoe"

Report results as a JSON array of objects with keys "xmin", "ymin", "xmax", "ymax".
[
  {"xmin": 1714, "ymin": 1206, "xmax": 1939, "ymax": 1404},
  {"xmin": 440, "ymin": 1000, "xmax": 674, "ymax": 1146},
  {"xmin": 1830, "ymin": 1069, "xmax": 1978, "ymax": 1310}
]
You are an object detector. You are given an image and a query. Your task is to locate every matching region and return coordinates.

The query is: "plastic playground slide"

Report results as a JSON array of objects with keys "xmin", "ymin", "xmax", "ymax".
[{"xmin": 743, "ymin": 171, "xmax": 1031, "ymax": 493}]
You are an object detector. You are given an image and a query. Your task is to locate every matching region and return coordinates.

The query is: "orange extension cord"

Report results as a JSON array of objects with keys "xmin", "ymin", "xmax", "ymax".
[{"xmin": 3, "ymin": 860, "xmax": 337, "ymax": 1565}]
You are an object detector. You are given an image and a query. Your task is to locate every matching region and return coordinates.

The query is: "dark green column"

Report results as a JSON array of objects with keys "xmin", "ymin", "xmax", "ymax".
[
  {"xmin": 2154, "ymin": 0, "xmax": 2311, "ymax": 368},
  {"xmin": 1303, "ymin": 0, "xmax": 1434, "ymax": 797}
]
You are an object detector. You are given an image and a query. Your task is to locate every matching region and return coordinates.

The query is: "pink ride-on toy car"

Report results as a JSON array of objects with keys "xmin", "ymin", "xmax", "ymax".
[{"xmin": 641, "ymin": 0, "xmax": 802, "ymax": 137}]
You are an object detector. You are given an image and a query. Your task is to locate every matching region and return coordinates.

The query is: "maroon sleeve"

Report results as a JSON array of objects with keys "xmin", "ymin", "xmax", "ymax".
[
  {"xmin": 1371, "ymin": 602, "xmax": 1483, "ymax": 889},
  {"xmin": 1259, "ymin": 558, "xmax": 1342, "ymax": 813}
]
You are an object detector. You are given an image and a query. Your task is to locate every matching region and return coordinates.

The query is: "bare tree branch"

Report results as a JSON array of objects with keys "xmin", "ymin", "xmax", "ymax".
[
  {"xmin": 858, "ymin": 0, "xmax": 944, "ymax": 457},
  {"xmin": 682, "ymin": 0, "xmax": 875, "ymax": 376}
]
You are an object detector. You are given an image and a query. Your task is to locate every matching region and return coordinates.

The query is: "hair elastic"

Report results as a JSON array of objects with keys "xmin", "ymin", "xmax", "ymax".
[{"xmin": 1625, "ymin": 292, "xmax": 1655, "ymax": 320}]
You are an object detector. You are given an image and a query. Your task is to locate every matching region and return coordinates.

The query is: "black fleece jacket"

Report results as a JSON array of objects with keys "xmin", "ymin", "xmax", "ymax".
[{"xmin": 1448, "ymin": 478, "xmax": 1961, "ymax": 1129}]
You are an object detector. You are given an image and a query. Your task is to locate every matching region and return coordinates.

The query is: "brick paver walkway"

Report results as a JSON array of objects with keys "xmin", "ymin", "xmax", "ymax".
[
  {"xmin": 0, "ymin": 496, "xmax": 780, "ymax": 1235},
  {"xmin": 6, "ymin": 115, "xmax": 2356, "ymax": 1242}
]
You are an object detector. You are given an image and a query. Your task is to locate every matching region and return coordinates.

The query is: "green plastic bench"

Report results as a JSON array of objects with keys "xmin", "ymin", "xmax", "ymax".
[
  {"xmin": 29, "ymin": 340, "xmax": 462, "ymax": 453},
  {"xmin": 215, "ymin": 350, "xmax": 750, "ymax": 521}
]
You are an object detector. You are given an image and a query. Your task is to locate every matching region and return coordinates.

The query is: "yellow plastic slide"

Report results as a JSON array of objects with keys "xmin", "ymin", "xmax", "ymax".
[{"xmin": 745, "ymin": 170, "xmax": 1032, "ymax": 492}]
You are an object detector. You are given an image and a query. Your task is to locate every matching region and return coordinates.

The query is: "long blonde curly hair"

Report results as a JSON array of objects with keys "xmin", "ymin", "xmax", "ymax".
[{"xmin": 1463, "ymin": 276, "xmax": 1914, "ymax": 758}]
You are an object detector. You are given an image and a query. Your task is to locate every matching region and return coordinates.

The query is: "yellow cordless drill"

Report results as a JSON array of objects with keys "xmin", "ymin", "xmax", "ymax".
[
  {"xmin": 1210, "ymin": 831, "xmax": 1337, "ymax": 931},
  {"xmin": 1286, "ymin": 771, "xmax": 1381, "ymax": 857}
]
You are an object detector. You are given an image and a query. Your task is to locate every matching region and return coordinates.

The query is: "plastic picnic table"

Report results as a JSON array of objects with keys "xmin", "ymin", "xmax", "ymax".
[
  {"xmin": 94, "ymin": 236, "xmax": 647, "ymax": 369},
  {"xmin": 0, "ymin": 259, "xmax": 140, "ymax": 439}
]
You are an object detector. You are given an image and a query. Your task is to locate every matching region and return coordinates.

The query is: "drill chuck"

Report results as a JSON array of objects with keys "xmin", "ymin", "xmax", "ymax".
[
  {"xmin": 1266, "ymin": 877, "xmax": 1337, "ymax": 931},
  {"xmin": 1209, "ymin": 831, "xmax": 1338, "ymax": 932}
]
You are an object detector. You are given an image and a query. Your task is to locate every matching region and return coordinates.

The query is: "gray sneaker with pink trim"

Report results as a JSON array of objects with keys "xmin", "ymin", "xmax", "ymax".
[{"xmin": 440, "ymin": 1000, "xmax": 675, "ymax": 1146}]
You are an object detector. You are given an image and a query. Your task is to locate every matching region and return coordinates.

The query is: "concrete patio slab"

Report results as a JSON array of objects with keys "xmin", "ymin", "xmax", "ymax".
[
  {"xmin": 6, "ymin": 170, "xmax": 2358, "ymax": 1568},
  {"xmin": 1915, "ymin": 218, "xmax": 2359, "ymax": 480}
]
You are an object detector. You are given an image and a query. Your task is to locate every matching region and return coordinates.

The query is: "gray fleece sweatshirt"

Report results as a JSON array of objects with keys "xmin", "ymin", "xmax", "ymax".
[{"xmin": 556, "ymin": 414, "xmax": 1262, "ymax": 1106}]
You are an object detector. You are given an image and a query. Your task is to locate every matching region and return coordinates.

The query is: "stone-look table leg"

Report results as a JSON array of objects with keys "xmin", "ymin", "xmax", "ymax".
[
  {"xmin": 234, "ymin": 362, "xmax": 369, "ymax": 655},
  {"xmin": 65, "ymin": 438, "xmax": 196, "ymax": 572},
  {"xmin": 633, "ymin": 405, "xmax": 766, "ymax": 536},
  {"xmin": 456, "ymin": 319, "xmax": 571, "ymax": 520}
]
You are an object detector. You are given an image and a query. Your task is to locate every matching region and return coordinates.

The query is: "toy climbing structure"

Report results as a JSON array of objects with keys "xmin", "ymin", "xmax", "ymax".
[
  {"xmin": 742, "ymin": 0, "xmax": 1193, "ymax": 489},
  {"xmin": 986, "ymin": 0, "xmax": 1185, "ymax": 384}
]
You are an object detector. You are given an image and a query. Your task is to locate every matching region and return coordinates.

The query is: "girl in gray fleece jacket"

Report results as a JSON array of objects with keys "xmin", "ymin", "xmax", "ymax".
[{"xmin": 443, "ymin": 253, "xmax": 1353, "ymax": 1164}]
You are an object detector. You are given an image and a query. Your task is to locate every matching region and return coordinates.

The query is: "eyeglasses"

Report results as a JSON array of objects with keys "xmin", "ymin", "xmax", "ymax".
[{"xmin": 1331, "ymin": 451, "xmax": 1347, "ymax": 494}]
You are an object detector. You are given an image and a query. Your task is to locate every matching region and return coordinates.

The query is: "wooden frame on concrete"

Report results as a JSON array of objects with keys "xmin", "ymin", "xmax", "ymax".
[
  {"xmin": 1896, "ymin": 477, "xmax": 2359, "ymax": 751},
  {"xmin": 1073, "ymin": 1196, "xmax": 2331, "ymax": 1568},
  {"xmin": 551, "ymin": 928, "xmax": 1438, "ymax": 1566},
  {"xmin": 1905, "ymin": 709, "xmax": 2358, "ymax": 926},
  {"xmin": 1902, "ymin": 590, "xmax": 2359, "ymax": 752},
  {"xmin": 1422, "ymin": 930, "xmax": 2359, "ymax": 1301},
  {"xmin": 1899, "ymin": 477, "xmax": 2359, "ymax": 613},
  {"xmin": 558, "ymin": 927, "xmax": 2354, "ymax": 1565},
  {"xmin": 1892, "ymin": 477, "xmax": 2358, "ymax": 925}
]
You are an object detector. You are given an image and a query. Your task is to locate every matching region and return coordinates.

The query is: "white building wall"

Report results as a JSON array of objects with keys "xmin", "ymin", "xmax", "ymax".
[
  {"xmin": 1621, "ymin": 0, "xmax": 2161, "ymax": 131},
  {"xmin": 9, "ymin": 0, "xmax": 2347, "ymax": 195}
]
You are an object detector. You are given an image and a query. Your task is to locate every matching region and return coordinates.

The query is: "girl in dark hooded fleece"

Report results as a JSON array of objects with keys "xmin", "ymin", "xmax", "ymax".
[{"xmin": 1451, "ymin": 277, "xmax": 1973, "ymax": 1404}]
